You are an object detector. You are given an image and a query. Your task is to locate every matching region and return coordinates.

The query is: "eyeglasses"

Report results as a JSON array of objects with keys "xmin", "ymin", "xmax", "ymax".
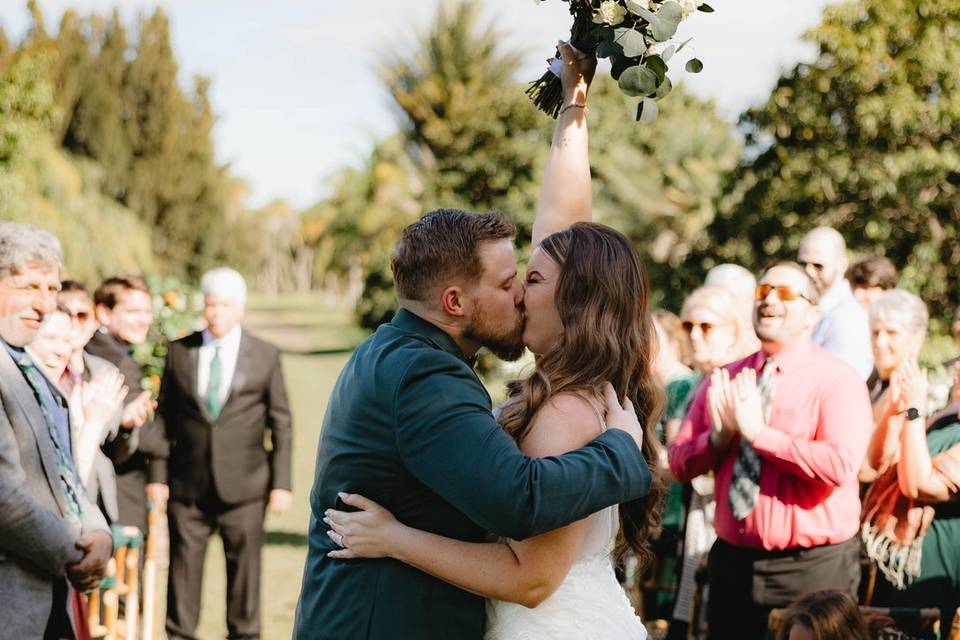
[
  {"xmin": 682, "ymin": 321, "xmax": 720, "ymax": 337},
  {"xmin": 755, "ymin": 284, "xmax": 814, "ymax": 303}
]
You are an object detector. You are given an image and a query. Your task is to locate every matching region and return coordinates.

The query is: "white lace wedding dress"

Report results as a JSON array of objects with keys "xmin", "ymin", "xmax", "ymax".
[{"xmin": 483, "ymin": 405, "xmax": 648, "ymax": 640}]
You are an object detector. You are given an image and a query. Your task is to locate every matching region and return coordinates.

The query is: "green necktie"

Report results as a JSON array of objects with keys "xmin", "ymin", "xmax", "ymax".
[
  {"xmin": 206, "ymin": 345, "xmax": 223, "ymax": 420},
  {"xmin": 16, "ymin": 354, "xmax": 84, "ymax": 530}
]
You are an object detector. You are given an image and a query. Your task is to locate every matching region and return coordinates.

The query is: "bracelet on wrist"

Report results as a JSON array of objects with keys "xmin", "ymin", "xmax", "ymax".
[{"xmin": 559, "ymin": 102, "xmax": 588, "ymax": 116}]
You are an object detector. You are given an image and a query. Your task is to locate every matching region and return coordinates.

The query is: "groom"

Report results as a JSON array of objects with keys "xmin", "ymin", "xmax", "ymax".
[{"xmin": 294, "ymin": 209, "xmax": 652, "ymax": 640}]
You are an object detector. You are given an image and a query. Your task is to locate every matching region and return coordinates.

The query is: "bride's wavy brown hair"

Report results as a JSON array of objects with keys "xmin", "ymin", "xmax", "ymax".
[{"xmin": 497, "ymin": 222, "xmax": 665, "ymax": 567}]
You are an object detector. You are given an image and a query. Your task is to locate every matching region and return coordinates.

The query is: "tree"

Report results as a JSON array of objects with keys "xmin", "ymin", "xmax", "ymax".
[
  {"xmin": 701, "ymin": 0, "xmax": 960, "ymax": 320},
  {"xmin": 313, "ymin": 0, "xmax": 738, "ymax": 327},
  {"xmin": 63, "ymin": 10, "xmax": 132, "ymax": 200}
]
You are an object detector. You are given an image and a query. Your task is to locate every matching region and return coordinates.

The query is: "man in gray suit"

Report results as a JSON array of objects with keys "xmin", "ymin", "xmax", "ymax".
[{"xmin": 0, "ymin": 222, "xmax": 113, "ymax": 639}]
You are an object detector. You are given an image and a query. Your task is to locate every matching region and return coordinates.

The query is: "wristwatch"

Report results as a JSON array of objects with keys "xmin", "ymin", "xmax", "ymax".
[{"xmin": 902, "ymin": 407, "xmax": 924, "ymax": 421}]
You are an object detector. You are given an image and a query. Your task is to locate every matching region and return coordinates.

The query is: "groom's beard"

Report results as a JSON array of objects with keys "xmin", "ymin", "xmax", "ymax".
[{"xmin": 463, "ymin": 305, "xmax": 526, "ymax": 362}]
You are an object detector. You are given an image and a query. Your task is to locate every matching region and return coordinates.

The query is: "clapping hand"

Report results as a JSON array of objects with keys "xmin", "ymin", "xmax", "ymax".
[
  {"xmin": 708, "ymin": 368, "xmax": 737, "ymax": 448},
  {"xmin": 891, "ymin": 360, "xmax": 927, "ymax": 415},
  {"xmin": 730, "ymin": 368, "xmax": 765, "ymax": 443},
  {"xmin": 82, "ymin": 368, "xmax": 128, "ymax": 430},
  {"xmin": 121, "ymin": 389, "xmax": 156, "ymax": 430}
]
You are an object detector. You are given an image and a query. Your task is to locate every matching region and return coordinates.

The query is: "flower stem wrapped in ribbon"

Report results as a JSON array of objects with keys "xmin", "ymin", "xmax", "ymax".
[{"xmin": 528, "ymin": 0, "xmax": 713, "ymax": 122}]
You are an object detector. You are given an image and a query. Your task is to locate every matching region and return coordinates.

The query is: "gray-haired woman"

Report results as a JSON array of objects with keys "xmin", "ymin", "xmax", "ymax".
[{"xmin": 859, "ymin": 289, "xmax": 929, "ymax": 483}]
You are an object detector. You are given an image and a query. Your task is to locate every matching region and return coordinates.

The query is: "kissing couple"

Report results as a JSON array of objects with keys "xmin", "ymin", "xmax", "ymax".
[{"xmin": 294, "ymin": 44, "xmax": 662, "ymax": 640}]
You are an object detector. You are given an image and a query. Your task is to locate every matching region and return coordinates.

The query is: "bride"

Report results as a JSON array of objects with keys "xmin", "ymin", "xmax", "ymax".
[{"xmin": 323, "ymin": 44, "xmax": 664, "ymax": 639}]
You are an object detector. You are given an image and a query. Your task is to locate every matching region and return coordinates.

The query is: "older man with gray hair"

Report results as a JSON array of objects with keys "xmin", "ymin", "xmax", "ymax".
[
  {"xmin": 157, "ymin": 266, "xmax": 293, "ymax": 640},
  {"xmin": 798, "ymin": 226, "xmax": 873, "ymax": 379},
  {"xmin": 0, "ymin": 222, "xmax": 112, "ymax": 639}
]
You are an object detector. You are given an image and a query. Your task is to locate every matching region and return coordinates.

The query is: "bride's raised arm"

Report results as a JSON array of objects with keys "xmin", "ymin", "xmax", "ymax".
[{"xmin": 530, "ymin": 42, "xmax": 596, "ymax": 249}]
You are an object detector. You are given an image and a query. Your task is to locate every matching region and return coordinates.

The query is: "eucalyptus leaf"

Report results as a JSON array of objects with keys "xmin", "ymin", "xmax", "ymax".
[
  {"xmin": 662, "ymin": 44, "xmax": 676, "ymax": 62},
  {"xmin": 614, "ymin": 28, "xmax": 647, "ymax": 58},
  {"xmin": 651, "ymin": 2, "xmax": 682, "ymax": 41},
  {"xmin": 645, "ymin": 55, "xmax": 667, "ymax": 83},
  {"xmin": 685, "ymin": 57, "xmax": 704, "ymax": 73},
  {"xmin": 654, "ymin": 75, "xmax": 673, "ymax": 99},
  {"xmin": 610, "ymin": 55, "xmax": 633, "ymax": 80},
  {"xmin": 675, "ymin": 37, "xmax": 693, "ymax": 53},
  {"xmin": 625, "ymin": 2, "xmax": 657, "ymax": 22},
  {"xmin": 597, "ymin": 40, "xmax": 621, "ymax": 59},
  {"xmin": 619, "ymin": 65, "xmax": 659, "ymax": 97},
  {"xmin": 638, "ymin": 96, "xmax": 659, "ymax": 123},
  {"xmin": 699, "ymin": 3, "xmax": 715, "ymax": 12}
]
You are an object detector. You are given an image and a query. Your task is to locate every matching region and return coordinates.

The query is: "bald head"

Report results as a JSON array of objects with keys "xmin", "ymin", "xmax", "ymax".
[{"xmin": 798, "ymin": 226, "xmax": 848, "ymax": 294}]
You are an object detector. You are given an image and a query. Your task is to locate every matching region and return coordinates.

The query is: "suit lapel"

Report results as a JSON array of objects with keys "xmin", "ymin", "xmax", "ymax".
[
  {"xmin": 0, "ymin": 347, "xmax": 70, "ymax": 516},
  {"xmin": 183, "ymin": 333, "xmax": 214, "ymax": 423}
]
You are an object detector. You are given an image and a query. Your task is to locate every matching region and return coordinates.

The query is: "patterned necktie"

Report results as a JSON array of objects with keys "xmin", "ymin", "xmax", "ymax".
[
  {"xmin": 16, "ymin": 354, "xmax": 84, "ymax": 530},
  {"xmin": 728, "ymin": 357, "xmax": 777, "ymax": 520},
  {"xmin": 205, "ymin": 345, "xmax": 223, "ymax": 420}
]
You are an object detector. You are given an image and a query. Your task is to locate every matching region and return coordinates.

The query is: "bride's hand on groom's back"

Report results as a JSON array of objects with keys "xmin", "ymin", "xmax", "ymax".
[
  {"xmin": 602, "ymin": 382, "xmax": 644, "ymax": 451},
  {"xmin": 324, "ymin": 492, "xmax": 402, "ymax": 560}
]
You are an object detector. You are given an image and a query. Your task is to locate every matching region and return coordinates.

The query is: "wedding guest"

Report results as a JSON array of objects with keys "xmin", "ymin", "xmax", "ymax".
[
  {"xmin": 858, "ymin": 290, "xmax": 928, "ymax": 484},
  {"xmin": 846, "ymin": 256, "xmax": 898, "ymax": 311},
  {"xmin": 653, "ymin": 308, "xmax": 695, "ymax": 444},
  {"xmin": 647, "ymin": 309, "xmax": 696, "ymax": 620},
  {"xmin": 667, "ymin": 284, "xmax": 758, "ymax": 639},
  {"xmin": 87, "ymin": 275, "xmax": 168, "ymax": 533},
  {"xmin": 0, "ymin": 222, "xmax": 112, "ymax": 639},
  {"xmin": 798, "ymin": 227, "xmax": 873, "ymax": 379},
  {"xmin": 705, "ymin": 263, "xmax": 758, "ymax": 340},
  {"xmin": 158, "ymin": 267, "xmax": 293, "ymax": 640},
  {"xmin": 776, "ymin": 590, "xmax": 870, "ymax": 640},
  {"xmin": 670, "ymin": 262, "xmax": 873, "ymax": 640},
  {"xmin": 60, "ymin": 281, "xmax": 137, "ymax": 522},
  {"xmin": 861, "ymin": 298, "xmax": 960, "ymax": 633},
  {"xmin": 26, "ymin": 305, "xmax": 129, "ymax": 522}
]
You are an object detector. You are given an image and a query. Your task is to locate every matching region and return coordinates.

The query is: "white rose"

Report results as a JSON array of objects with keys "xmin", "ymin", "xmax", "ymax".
[
  {"xmin": 597, "ymin": 1, "xmax": 628, "ymax": 25},
  {"xmin": 679, "ymin": 0, "xmax": 703, "ymax": 18}
]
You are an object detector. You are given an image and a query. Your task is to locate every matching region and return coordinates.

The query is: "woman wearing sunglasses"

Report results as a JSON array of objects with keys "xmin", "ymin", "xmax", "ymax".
[{"xmin": 668, "ymin": 285, "xmax": 758, "ymax": 639}]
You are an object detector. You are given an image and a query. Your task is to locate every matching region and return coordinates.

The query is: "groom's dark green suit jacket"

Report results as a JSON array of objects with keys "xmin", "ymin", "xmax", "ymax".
[{"xmin": 293, "ymin": 309, "xmax": 651, "ymax": 640}]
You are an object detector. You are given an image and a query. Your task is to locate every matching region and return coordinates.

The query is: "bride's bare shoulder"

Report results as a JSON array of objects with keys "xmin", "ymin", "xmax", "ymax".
[{"xmin": 520, "ymin": 392, "xmax": 603, "ymax": 458}]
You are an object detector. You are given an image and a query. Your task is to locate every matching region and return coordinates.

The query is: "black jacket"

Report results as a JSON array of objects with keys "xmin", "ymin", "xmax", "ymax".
[
  {"xmin": 155, "ymin": 330, "xmax": 292, "ymax": 504},
  {"xmin": 85, "ymin": 330, "xmax": 169, "ymax": 531}
]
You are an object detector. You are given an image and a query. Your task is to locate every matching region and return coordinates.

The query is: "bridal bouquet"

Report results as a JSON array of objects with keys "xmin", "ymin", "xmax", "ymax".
[{"xmin": 529, "ymin": 0, "xmax": 712, "ymax": 122}]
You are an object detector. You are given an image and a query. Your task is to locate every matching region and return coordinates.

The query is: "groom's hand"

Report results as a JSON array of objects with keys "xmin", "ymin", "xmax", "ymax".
[{"xmin": 603, "ymin": 382, "xmax": 644, "ymax": 452}]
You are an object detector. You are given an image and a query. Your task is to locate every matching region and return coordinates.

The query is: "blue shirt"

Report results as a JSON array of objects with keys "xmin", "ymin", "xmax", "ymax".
[{"xmin": 811, "ymin": 279, "xmax": 874, "ymax": 380}]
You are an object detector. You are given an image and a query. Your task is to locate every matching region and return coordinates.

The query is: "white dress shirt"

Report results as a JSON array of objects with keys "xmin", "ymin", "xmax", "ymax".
[{"xmin": 197, "ymin": 325, "xmax": 242, "ymax": 406}]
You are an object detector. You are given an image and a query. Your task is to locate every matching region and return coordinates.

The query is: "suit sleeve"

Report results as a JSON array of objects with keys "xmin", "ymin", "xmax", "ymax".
[
  {"xmin": 145, "ymin": 348, "xmax": 175, "ymax": 485},
  {"xmin": 0, "ymin": 400, "xmax": 82, "ymax": 576},
  {"xmin": 394, "ymin": 352, "xmax": 650, "ymax": 540},
  {"xmin": 266, "ymin": 348, "xmax": 293, "ymax": 492}
]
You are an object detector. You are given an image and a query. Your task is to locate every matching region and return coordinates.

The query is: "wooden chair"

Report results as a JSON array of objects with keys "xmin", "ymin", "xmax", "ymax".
[{"xmin": 88, "ymin": 525, "xmax": 143, "ymax": 639}]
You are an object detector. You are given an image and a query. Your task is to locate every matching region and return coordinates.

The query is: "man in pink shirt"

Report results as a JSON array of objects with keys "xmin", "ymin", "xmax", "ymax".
[{"xmin": 669, "ymin": 262, "xmax": 872, "ymax": 639}]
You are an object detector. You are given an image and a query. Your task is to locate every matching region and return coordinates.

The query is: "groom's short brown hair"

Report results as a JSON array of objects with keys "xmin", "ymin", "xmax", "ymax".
[{"xmin": 391, "ymin": 209, "xmax": 516, "ymax": 303}]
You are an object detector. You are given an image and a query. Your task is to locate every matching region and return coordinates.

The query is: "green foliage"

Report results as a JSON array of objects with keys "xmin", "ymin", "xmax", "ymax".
[
  {"xmin": 3, "ymin": 3, "xmax": 238, "ymax": 284},
  {"xmin": 310, "ymin": 0, "xmax": 738, "ymax": 327},
  {"xmin": 131, "ymin": 276, "xmax": 204, "ymax": 396},
  {"xmin": 700, "ymin": 0, "xmax": 960, "ymax": 321}
]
